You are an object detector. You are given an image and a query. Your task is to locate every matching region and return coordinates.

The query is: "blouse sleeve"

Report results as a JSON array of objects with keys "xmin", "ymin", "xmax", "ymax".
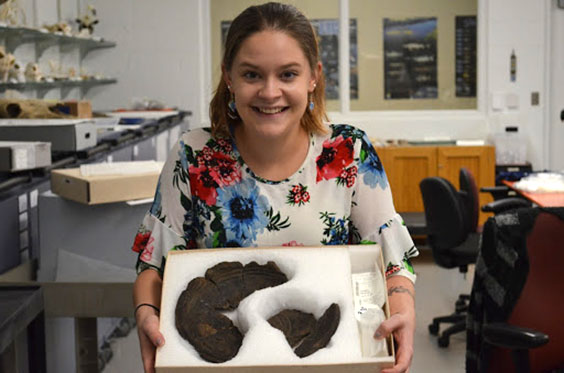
[
  {"xmin": 350, "ymin": 132, "xmax": 419, "ymax": 283},
  {"xmin": 131, "ymin": 138, "xmax": 193, "ymax": 276}
]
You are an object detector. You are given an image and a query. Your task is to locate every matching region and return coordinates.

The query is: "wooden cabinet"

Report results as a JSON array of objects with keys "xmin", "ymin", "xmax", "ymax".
[{"xmin": 375, "ymin": 145, "xmax": 495, "ymax": 225}]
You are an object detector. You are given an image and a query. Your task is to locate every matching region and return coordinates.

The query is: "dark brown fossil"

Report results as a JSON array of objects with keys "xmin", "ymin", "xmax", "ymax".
[
  {"xmin": 294, "ymin": 303, "xmax": 341, "ymax": 358},
  {"xmin": 268, "ymin": 309, "xmax": 317, "ymax": 347},
  {"xmin": 175, "ymin": 260, "xmax": 289, "ymax": 363}
]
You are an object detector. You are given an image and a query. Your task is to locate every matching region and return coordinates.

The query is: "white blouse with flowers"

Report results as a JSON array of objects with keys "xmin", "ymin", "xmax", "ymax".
[{"xmin": 132, "ymin": 124, "xmax": 419, "ymax": 282}]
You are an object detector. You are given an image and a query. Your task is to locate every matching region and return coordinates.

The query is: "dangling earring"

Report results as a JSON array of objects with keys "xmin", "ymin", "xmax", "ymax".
[
  {"xmin": 308, "ymin": 83, "xmax": 316, "ymax": 112},
  {"xmin": 227, "ymin": 85, "xmax": 239, "ymax": 119}
]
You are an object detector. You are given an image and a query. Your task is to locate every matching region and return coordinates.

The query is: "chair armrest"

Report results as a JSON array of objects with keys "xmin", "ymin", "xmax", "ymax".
[
  {"xmin": 480, "ymin": 186, "xmax": 510, "ymax": 200},
  {"xmin": 480, "ymin": 186, "xmax": 509, "ymax": 194},
  {"xmin": 481, "ymin": 198, "xmax": 531, "ymax": 214},
  {"xmin": 483, "ymin": 322, "xmax": 549, "ymax": 350}
]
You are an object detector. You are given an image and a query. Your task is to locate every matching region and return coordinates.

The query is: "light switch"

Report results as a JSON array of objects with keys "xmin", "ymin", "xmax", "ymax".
[
  {"xmin": 506, "ymin": 93, "xmax": 519, "ymax": 109},
  {"xmin": 531, "ymin": 92, "xmax": 540, "ymax": 106},
  {"xmin": 491, "ymin": 92, "xmax": 505, "ymax": 111}
]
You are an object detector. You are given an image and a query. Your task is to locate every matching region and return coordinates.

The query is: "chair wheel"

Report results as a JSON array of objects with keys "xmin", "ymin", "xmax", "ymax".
[
  {"xmin": 428, "ymin": 323, "xmax": 439, "ymax": 335},
  {"xmin": 438, "ymin": 335, "xmax": 450, "ymax": 348}
]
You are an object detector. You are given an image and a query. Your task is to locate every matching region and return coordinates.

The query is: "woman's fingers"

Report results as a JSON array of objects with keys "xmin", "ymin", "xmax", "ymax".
[
  {"xmin": 138, "ymin": 314, "xmax": 164, "ymax": 373},
  {"xmin": 374, "ymin": 312, "xmax": 403, "ymax": 339}
]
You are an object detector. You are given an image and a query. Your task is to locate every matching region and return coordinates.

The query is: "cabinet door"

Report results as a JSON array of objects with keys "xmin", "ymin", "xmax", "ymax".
[
  {"xmin": 376, "ymin": 146, "xmax": 437, "ymax": 213},
  {"xmin": 437, "ymin": 146, "xmax": 495, "ymax": 225}
]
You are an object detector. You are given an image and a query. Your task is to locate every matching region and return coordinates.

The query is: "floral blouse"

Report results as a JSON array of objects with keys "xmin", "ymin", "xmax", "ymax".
[{"xmin": 132, "ymin": 124, "xmax": 418, "ymax": 282}]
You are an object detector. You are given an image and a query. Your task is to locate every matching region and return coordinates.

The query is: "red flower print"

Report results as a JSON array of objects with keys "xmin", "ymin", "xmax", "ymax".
[
  {"xmin": 140, "ymin": 236, "xmax": 155, "ymax": 262},
  {"xmin": 337, "ymin": 165, "xmax": 358, "ymax": 188},
  {"xmin": 282, "ymin": 240, "xmax": 304, "ymax": 247},
  {"xmin": 316, "ymin": 135, "xmax": 354, "ymax": 182},
  {"xmin": 209, "ymin": 152, "xmax": 241, "ymax": 187},
  {"xmin": 286, "ymin": 184, "xmax": 311, "ymax": 206},
  {"xmin": 189, "ymin": 165, "xmax": 219, "ymax": 205},
  {"xmin": 132, "ymin": 231, "xmax": 151, "ymax": 253}
]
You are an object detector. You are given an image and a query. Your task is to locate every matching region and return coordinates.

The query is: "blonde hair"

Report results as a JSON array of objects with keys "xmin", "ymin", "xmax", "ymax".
[{"xmin": 210, "ymin": 2, "xmax": 328, "ymax": 138}]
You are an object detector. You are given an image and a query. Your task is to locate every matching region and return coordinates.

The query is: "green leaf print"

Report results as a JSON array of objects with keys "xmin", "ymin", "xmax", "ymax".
[{"xmin": 266, "ymin": 207, "xmax": 291, "ymax": 231}]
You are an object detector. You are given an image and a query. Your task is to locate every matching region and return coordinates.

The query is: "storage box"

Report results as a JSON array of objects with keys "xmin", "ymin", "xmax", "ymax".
[
  {"xmin": 0, "ymin": 141, "xmax": 51, "ymax": 171},
  {"xmin": 50, "ymin": 166, "xmax": 160, "ymax": 205},
  {"xmin": 156, "ymin": 245, "xmax": 394, "ymax": 372},
  {"xmin": 61, "ymin": 101, "xmax": 93, "ymax": 119},
  {"xmin": 0, "ymin": 120, "xmax": 97, "ymax": 151}
]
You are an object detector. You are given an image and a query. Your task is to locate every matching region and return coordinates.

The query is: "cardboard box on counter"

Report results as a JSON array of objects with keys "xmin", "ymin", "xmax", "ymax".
[
  {"xmin": 61, "ymin": 101, "xmax": 92, "ymax": 119},
  {"xmin": 156, "ymin": 245, "xmax": 394, "ymax": 373},
  {"xmin": 0, "ymin": 141, "xmax": 51, "ymax": 171},
  {"xmin": 51, "ymin": 162, "xmax": 162, "ymax": 205}
]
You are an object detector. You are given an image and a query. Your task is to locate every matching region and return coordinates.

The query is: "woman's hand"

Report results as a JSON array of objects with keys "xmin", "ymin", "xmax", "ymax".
[
  {"xmin": 375, "ymin": 275, "xmax": 416, "ymax": 373},
  {"xmin": 136, "ymin": 305, "xmax": 165, "ymax": 373}
]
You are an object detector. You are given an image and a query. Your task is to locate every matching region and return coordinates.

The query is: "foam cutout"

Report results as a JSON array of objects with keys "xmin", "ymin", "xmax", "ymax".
[{"xmin": 156, "ymin": 245, "xmax": 392, "ymax": 369}]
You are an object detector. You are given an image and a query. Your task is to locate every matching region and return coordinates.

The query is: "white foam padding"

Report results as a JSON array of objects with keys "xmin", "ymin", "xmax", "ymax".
[{"xmin": 157, "ymin": 246, "xmax": 365, "ymax": 367}]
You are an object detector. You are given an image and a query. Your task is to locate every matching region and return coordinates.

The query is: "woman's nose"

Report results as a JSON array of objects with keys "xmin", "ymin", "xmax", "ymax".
[{"xmin": 258, "ymin": 77, "xmax": 281, "ymax": 99}]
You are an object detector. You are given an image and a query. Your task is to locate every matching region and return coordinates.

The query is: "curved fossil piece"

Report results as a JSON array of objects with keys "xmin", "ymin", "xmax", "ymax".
[
  {"xmin": 268, "ymin": 309, "xmax": 317, "ymax": 347},
  {"xmin": 294, "ymin": 303, "xmax": 341, "ymax": 358},
  {"xmin": 175, "ymin": 260, "xmax": 289, "ymax": 363},
  {"xmin": 243, "ymin": 261, "xmax": 288, "ymax": 296},
  {"xmin": 205, "ymin": 261, "xmax": 245, "ymax": 310}
]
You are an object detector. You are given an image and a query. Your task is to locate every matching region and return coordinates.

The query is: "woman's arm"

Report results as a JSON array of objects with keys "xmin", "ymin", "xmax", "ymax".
[
  {"xmin": 133, "ymin": 269, "xmax": 165, "ymax": 373},
  {"xmin": 376, "ymin": 275, "xmax": 416, "ymax": 373}
]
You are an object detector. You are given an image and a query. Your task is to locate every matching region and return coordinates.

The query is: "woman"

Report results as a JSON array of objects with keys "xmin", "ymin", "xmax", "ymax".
[{"xmin": 132, "ymin": 3, "xmax": 418, "ymax": 373}]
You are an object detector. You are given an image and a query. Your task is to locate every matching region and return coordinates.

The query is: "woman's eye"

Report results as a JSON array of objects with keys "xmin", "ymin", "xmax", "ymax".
[
  {"xmin": 281, "ymin": 71, "xmax": 297, "ymax": 80},
  {"xmin": 243, "ymin": 71, "xmax": 259, "ymax": 80}
]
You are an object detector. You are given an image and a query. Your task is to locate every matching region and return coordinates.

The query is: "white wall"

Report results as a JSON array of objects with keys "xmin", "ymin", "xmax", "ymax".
[
  {"xmin": 84, "ymin": 0, "xmax": 204, "ymax": 126},
  {"xmin": 2, "ymin": 0, "xmax": 554, "ymax": 169}
]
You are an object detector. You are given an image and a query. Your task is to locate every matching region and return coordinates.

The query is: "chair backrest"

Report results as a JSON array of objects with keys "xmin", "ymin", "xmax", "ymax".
[
  {"xmin": 459, "ymin": 167, "xmax": 479, "ymax": 233},
  {"xmin": 488, "ymin": 209, "xmax": 564, "ymax": 372},
  {"xmin": 419, "ymin": 176, "xmax": 469, "ymax": 268}
]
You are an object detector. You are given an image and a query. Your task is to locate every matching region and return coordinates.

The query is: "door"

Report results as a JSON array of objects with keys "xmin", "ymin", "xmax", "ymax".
[{"xmin": 550, "ymin": 1, "xmax": 564, "ymax": 171}]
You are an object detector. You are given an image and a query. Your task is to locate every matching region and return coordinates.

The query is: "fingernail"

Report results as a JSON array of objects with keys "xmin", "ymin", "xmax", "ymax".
[
  {"xmin": 156, "ymin": 338, "xmax": 163, "ymax": 346},
  {"xmin": 374, "ymin": 331, "xmax": 382, "ymax": 339}
]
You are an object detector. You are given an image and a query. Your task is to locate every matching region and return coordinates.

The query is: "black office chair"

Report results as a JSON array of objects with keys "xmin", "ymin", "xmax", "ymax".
[
  {"xmin": 420, "ymin": 175, "xmax": 479, "ymax": 347},
  {"xmin": 466, "ymin": 207, "xmax": 564, "ymax": 373},
  {"xmin": 420, "ymin": 168, "xmax": 529, "ymax": 347}
]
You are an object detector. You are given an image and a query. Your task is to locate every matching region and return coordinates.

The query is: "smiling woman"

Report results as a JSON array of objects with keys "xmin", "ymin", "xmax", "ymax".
[{"xmin": 132, "ymin": 3, "xmax": 419, "ymax": 373}]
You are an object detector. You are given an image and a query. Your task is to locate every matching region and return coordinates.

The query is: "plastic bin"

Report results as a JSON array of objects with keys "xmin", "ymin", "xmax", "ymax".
[{"xmin": 493, "ymin": 127, "xmax": 527, "ymax": 165}]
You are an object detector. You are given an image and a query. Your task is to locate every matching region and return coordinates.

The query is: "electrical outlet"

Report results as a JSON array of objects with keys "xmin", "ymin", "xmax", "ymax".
[{"xmin": 531, "ymin": 92, "xmax": 539, "ymax": 106}]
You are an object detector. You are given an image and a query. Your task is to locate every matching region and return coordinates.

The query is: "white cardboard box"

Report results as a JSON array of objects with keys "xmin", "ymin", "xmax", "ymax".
[
  {"xmin": 0, "ymin": 119, "xmax": 96, "ymax": 151},
  {"xmin": 156, "ymin": 245, "xmax": 394, "ymax": 373},
  {"xmin": 0, "ymin": 141, "xmax": 51, "ymax": 171}
]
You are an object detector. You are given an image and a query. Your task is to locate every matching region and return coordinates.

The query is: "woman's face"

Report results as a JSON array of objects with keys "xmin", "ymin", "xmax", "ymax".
[{"xmin": 224, "ymin": 30, "xmax": 319, "ymax": 140}]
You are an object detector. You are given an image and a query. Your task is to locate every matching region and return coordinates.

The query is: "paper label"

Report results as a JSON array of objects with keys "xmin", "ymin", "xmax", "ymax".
[
  {"xmin": 30, "ymin": 189, "xmax": 38, "ymax": 208},
  {"xmin": 352, "ymin": 271, "xmax": 385, "ymax": 309},
  {"xmin": 13, "ymin": 147, "xmax": 29, "ymax": 170},
  {"xmin": 19, "ymin": 212, "xmax": 28, "ymax": 231},
  {"xmin": 18, "ymin": 194, "xmax": 27, "ymax": 213}
]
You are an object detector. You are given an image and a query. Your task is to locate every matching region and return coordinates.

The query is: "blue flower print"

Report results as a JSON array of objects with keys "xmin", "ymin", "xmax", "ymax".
[
  {"xmin": 216, "ymin": 179, "xmax": 269, "ymax": 246},
  {"xmin": 150, "ymin": 181, "xmax": 162, "ymax": 217},
  {"xmin": 178, "ymin": 140, "xmax": 188, "ymax": 170},
  {"xmin": 358, "ymin": 134, "xmax": 388, "ymax": 190}
]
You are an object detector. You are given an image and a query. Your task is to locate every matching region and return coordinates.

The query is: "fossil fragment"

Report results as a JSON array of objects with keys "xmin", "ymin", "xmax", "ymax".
[
  {"xmin": 205, "ymin": 261, "xmax": 245, "ymax": 310},
  {"xmin": 294, "ymin": 303, "xmax": 341, "ymax": 358},
  {"xmin": 268, "ymin": 309, "xmax": 317, "ymax": 347},
  {"xmin": 175, "ymin": 260, "xmax": 289, "ymax": 363}
]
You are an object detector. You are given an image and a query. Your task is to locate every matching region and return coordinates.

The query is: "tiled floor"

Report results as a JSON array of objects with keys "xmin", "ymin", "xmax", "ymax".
[{"xmin": 103, "ymin": 249, "xmax": 474, "ymax": 373}]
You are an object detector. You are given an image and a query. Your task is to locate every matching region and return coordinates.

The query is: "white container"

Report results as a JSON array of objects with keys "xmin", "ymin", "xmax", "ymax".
[{"xmin": 493, "ymin": 127, "xmax": 527, "ymax": 165}]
